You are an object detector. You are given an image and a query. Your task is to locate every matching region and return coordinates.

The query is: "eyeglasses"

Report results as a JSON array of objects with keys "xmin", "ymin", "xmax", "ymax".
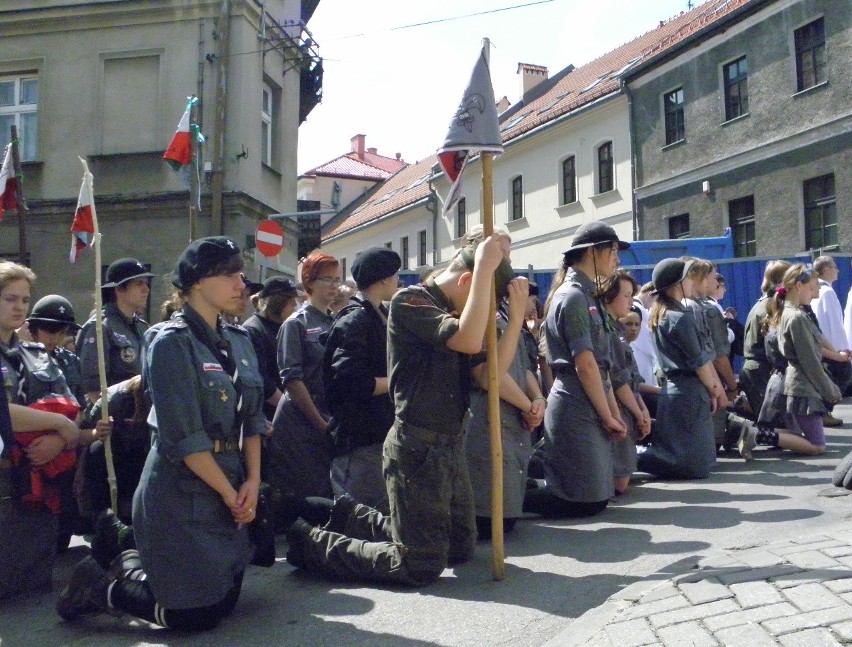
[{"xmin": 313, "ymin": 277, "xmax": 341, "ymax": 287}]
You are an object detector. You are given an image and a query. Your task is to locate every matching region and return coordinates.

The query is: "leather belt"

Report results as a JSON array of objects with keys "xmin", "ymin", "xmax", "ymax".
[
  {"xmin": 394, "ymin": 418, "xmax": 461, "ymax": 446},
  {"xmin": 212, "ymin": 438, "xmax": 241, "ymax": 453}
]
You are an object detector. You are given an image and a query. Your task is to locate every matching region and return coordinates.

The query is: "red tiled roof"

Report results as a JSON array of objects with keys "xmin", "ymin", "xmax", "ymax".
[
  {"xmin": 304, "ymin": 151, "xmax": 407, "ymax": 180},
  {"xmin": 322, "ymin": 155, "xmax": 436, "ymax": 241},
  {"xmin": 321, "ymin": 0, "xmax": 753, "ymax": 243},
  {"xmin": 500, "ymin": 0, "xmax": 753, "ymax": 142}
]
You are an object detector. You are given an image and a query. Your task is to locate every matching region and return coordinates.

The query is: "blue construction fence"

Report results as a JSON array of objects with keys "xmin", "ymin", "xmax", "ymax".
[{"xmin": 400, "ymin": 233, "xmax": 852, "ymax": 334}]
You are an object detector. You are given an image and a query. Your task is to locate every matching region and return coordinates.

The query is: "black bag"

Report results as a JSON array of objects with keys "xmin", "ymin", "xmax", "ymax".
[{"xmin": 248, "ymin": 482, "xmax": 276, "ymax": 567}]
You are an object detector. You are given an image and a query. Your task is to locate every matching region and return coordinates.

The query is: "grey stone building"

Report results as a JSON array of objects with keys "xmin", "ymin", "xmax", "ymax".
[
  {"xmin": 626, "ymin": 0, "xmax": 851, "ymax": 258},
  {"xmin": 0, "ymin": 0, "xmax": 321, "ymax": 320}
]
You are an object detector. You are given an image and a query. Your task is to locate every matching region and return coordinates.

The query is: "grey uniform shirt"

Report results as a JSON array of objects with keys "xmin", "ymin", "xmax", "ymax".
[
  {"xmin": 77, "ymin": 302, "xmax": 148, "ymax": 392},
  {"xmin": 779, "ymin": 302, "xmax": 841, "ymax": 403},
  {"xmin": 277, "ymin": 303, "xmax": 333, "ymax": 413}
]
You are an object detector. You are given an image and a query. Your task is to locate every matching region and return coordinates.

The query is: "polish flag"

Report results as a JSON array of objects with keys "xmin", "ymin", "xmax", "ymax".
[
  {"xmin": 70, "ymin": 177, "xmax": 95, "ymax": 263},
  {"xmin": 163, "ymin": 103, "xmax": 192, "ymax": 170},
  {"xmin": 0, "ymin": 143, "xmax": 19, "ymax": 220}
]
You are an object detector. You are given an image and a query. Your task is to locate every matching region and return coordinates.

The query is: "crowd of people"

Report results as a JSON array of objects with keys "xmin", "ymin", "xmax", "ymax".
[{"xmin": 0, "ymin": 221, "xmax": 850, "ymax": 631}]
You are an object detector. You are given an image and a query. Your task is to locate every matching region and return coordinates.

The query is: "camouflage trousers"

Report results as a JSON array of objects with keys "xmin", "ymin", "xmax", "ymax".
[{"xmin": 295, "ymin": 422, "xmax": 477, "ymax": 586}]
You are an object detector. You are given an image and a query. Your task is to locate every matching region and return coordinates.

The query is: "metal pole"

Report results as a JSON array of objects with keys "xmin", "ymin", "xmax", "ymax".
[{"xmin": 211, "ymin": 0, "xmax": 230, "ymax": 236}]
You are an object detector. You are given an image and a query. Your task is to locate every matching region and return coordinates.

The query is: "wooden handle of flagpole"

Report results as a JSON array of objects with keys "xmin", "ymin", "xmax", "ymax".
[
  {"xmin": 481, "ymin": 152, "xmax": 505, "ymax": 580},
  {"xmin": 80, "ymin": 158, "xmax": 119, "ymax": 514}
]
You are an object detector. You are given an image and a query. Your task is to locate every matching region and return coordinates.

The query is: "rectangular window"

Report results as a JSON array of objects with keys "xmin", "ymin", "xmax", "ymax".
[
  {"xmin": 417, "ymin": 230, "xmax": 427, "ymax": 267},
  {"xmin": 795, "ymin": 18, "xmax": 826, "ymax": 92},
  {"xmin": 728, "ymin": 195, "xmax": 756, "ymax": 257},
  {"xmin": 668, "ymin": 213, "xmax": 690, "ymax": 240},
  {"xmin": 456, "ymin": 197, "xmax": 467, "ymax": 239},
  {"xmin": 804, "ymin": 173, "xmax": 836, "ymax": 250},
  {"xmin": 723, "ymin": 56, "xmax": 749, "ymax": 121},
  {"xmin": 261, "ymin": 83, "xmax": 273, "ymax": 166},
  {"xmin": 511, "ymin": 176, "xmax": 523, "ymax": 221},
  {"xmin": 0, "ymin": 74, "xmax": 38, "ymax": 160},
  {"xmin": 400, "ymin": 236, "xmax": 409, "ymax": 270},
  {"xmin": 663, "ymin": 88, "xmax": 684, "ymax": 145},
  {"xmin": 561, "ymin": 156, "xmax": 576, "ymax": 204},
  {"xmin": 598, "ymin": 142, "xmax": 613, "ymax": 193},
  {"xmin": 102, "ymin": 56, "xmax": 159, "ymax": 154}
]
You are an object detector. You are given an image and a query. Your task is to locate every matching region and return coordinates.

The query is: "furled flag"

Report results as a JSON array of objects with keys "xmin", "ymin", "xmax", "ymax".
[
  {"xmin": 0, "ymin": 143, "xmax": 19, "ymax": 221},
  {"xmin": 163, "ymin": 97, "xmax": 198, "ymax": 171},
  {"xmin": 437, "ymin": 42, "xmax": 504, "ymax": 217},
  {"xmin": 69, "ymin": 176, "xmax": 95, "ymax": 263}
]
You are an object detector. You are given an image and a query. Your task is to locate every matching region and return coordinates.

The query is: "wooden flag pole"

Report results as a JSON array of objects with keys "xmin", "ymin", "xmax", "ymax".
[
  {"xmin": 79, "ymin": 157, "xmax": 118, "ymax": 513},
  {"xmin": 482, "ymin": 149, "xmax": 504, "ymax": 580},
  {"xmin": 188, "ymin": 95, "xmax": 198, "ymax": 241},
  {"xmin": 10, "ymin": 126, "xmax": 27, "ymax": 265}
]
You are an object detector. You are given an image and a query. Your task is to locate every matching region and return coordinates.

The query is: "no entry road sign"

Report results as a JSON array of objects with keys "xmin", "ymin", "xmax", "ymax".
[{"xmin": 256, "ymin": 220, "xmax": 284, "ymax": 257}]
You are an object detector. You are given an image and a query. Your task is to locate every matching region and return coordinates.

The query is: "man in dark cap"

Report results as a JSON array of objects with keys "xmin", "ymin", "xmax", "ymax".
[
  {"xmin": 243, "ymin": 276, "xmax": 301, "ymax": 420},
  {"xmin": 322, "ymin": 247, "xmax": 401, "ymax": 510},
  {"xmin": 77, "ymin": 258, "xmax": 153, "ymax": 404},
  {"xmin": 27, "ymin": 295, "xmax": 86, "ymax": 408},
  {"xmin": 285, "ymin": 235, "xmax": 529, "ymax": 586}
]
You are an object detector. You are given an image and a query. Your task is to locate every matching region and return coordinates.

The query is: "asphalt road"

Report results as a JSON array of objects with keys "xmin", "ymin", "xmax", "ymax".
[{"xmin": 4, "ymin": 402, "xmax": 852, "ymax": 647}]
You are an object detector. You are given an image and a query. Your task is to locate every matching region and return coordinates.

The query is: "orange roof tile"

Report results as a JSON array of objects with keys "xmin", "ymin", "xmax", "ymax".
[
  {"xmin": 500, "ymin": 0, "xmax": 753, "ymax": 142},
  {"xmin": 304, "ymin": 151, "xmax": 407, "ymax": 181},
  {"xmin": 322, "ymin": 155, "xmax": 436, "ymax": 242}
]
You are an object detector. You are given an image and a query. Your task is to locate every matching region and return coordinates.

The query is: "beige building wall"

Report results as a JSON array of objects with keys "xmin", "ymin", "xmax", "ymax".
[{"xmin": 0, "ymin": 0, "xmax": 307, "ymax": 319}]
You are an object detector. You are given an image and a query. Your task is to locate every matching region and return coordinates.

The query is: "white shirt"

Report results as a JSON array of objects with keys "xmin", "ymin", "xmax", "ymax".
[
  {"xmin": 813, "ymin": 280, "xmax": 848, "ymax": 351},
  {"xmin": 844, "ymin": 285, "xmax": 852, "ymax": 350},
  {"xmin": 708, "ymin": 296, "xmax": 736, "ymax": 344},
  {"xmin": 630, "ymin": 298, "xmax": 657, "ymax": 385}
]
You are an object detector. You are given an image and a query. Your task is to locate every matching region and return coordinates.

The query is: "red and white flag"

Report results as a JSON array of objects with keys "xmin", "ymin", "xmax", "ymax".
[
  {"xmin": 70, "ymin": 176, "xmax": 95, "ymax": 263},
  {"xmin": 437, "ymin": 43, "xmax": 504, "ymax": 217},
  {"xmin": 0, "ymin": 143, "xmax": 19, "ymax": 220},
  {"xmin": 163, "ymin": 100, "xmax": 193, "ymax": 171}
]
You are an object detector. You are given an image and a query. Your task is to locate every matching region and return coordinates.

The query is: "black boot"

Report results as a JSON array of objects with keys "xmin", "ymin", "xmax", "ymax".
[
  {"xmin": 56, "ymin": 556, "xmax": 112, "ymax": 621},
  {"xmin": 90, "ymin": 510, "xmax": 134, "ymax": 569}
]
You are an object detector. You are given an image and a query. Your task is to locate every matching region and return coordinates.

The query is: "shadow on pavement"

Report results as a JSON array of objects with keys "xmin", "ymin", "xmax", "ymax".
[{"xmin": 605, "ymin": 502, "xmax": 821, "ymax": 529}]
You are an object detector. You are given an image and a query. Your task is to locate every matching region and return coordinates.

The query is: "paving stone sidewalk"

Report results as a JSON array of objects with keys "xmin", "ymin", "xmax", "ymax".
[{"xmin": 547, "ymin": 527, "xmax": 852, "ymax": 646}]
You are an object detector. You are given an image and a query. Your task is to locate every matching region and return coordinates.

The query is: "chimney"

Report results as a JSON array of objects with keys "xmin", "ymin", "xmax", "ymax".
[
  {"xmin": 496, "ymin": 95, "xmax": 511, "ymax": 114},
  {"xmin": 367, "ymin": 147, "xmax": 377, "ymax": 155},
  {"xmin": 395, "ymin": 153, "xmax": 401, "ymax": 161},
  {"xmin": 517, "ymin": 63, "xmax": 548, "ymax": 100},
  {"xmin": 350, "ymin": 134, "xmax": 366, "ymax": 160}
]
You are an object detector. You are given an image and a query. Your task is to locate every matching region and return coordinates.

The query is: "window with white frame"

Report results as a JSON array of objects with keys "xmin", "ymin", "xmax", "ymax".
[
  {"xmin": 0, "ymin": 75, "xmax": 38, "ymax": 161},
  {"xmin": 261, "ymin": 82, "xmax": 274, "ymax": 167},
  {"xmin": 417, "ymin": 230, "xmax": 427, "ymax": 267},
  {"xmin": 597, "ymin": 142, "xmax": 613, "ymax": 193},
  {"xmin": 723, "ymin": 57, "xmax": 748, "ymax": 121},
  {"xmin": 400, "ymin": 236, "xmax": 409, "ymax": 270},
  {"xmin": 663, "ymin": 88, "xmax": 684, "ymax": 145},
  {"xmin": 456, "ymin": 197, "xmax": 467, "ymax": 239},
  {"xmin": 561, "ymin": 156, "xmax": 576, "ymax": 204},
  {"xmin": 510, "ymin": 176, "xmax": 523, "ymax": 221}
]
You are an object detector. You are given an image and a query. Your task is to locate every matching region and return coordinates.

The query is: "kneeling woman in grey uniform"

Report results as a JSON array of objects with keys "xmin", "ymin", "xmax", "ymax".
[
  {"xmin": 523, "ymin": 222, "xmax": 629, "ymax": 518},
  {"xmin": 637, "ymin": 258, "xmax": 727, "ymax": 479},
  {"xmin": 57, "ymin": 237, "xmax": 266, "ymax": 631}
]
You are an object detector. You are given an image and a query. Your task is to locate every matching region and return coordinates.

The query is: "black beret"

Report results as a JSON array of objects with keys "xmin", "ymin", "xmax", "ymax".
[
  {"xmin": 258, "ymin": 276, "xmax": 299, "ymax": 299},
  {"xmin": 172, "ymin": 237, "xmax": 241, "ymax": 289},
  {"xmin": 102, "ymin": 258, "xmax": 154, "ymax": 288},
  {"xmin": 351, "ymin": 247, "xmax": 401, "ymax": 290}
]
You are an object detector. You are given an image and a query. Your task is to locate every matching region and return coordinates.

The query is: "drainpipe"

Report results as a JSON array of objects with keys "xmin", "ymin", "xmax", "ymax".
[
  {"xmin": 622, "ymin": 79, "xmax": 640, "ymax": 241},
  {"xmin": 210, "ymin": 0, "xmax": 231, "ymax": 235}
]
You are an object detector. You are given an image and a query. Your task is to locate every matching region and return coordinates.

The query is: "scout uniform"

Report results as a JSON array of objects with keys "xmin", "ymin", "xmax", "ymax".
[
  {"xmin": 77, "ymin": 258, "xmax": 153, "ymax": 396},
  {"xmin": 283, "ymin": 276, "xmax": 483, "ymax": 586},
  {"xmin": 465, "ymin": 306, "xmax": 533, "ymax": 523},
  {"xmin": 77, "ymin": 302, "xmax": 148, "ymax": 393},
  {"xmin": 609, "ymin": 318, "xmax": 641, "ymax": 481},
  {"xmin": 638, "ymin": 259, "xmax": 716, "ymax": 479},
  {"xmin": 266, "ymin": 301, "xmax": 334, "ymax": 499},
  {"xmin": 133, "ymin": 305, "xmax": 264, "ymax": 608},
  {"xmin": 538, "ymin": 268, "xmax": 615, "ymax": 504},
  {"xmin": 740, "ymin": 296, "xmax": 772, "ymax": 415}
]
